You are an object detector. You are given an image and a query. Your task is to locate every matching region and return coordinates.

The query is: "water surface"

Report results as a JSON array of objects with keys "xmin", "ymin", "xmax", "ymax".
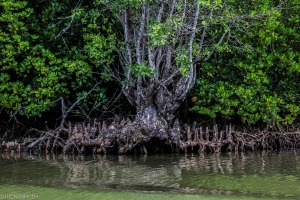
[{"xmin": 1, "ymin": 151, "xmax": 300, "ymax": 199}]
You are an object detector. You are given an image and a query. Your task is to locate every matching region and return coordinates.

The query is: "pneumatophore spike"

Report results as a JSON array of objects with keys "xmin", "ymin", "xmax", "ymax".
[
  {"xmin": 98, "ymin": 122, "xmax": 102, "ymax": 134},
  {"xmin": 102, "ymin": 121, "xmax": 107, "ymax": 130},
  {"xmin": 173, "ymin": 118, "xmax": 180, "ymax": 129}
]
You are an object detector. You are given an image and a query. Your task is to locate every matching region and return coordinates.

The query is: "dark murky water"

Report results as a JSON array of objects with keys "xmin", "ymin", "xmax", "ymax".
[{"xmin": 1, "ymin": 151, "xmax": 300, "ymax": 199}]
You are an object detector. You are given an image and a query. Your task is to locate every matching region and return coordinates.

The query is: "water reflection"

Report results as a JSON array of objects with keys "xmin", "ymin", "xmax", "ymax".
[{"xmin": 1, "ymin": 151, "xmax": 300, "ymax": 197}]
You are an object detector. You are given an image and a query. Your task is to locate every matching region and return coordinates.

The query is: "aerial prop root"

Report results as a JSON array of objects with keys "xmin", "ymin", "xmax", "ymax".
[{"xmin": 24, "ymin": 116, "xmax": 300, "ymax": 154}]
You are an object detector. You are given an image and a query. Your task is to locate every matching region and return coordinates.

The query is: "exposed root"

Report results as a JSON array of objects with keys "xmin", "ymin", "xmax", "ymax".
[
  {"xmin": 23, "ymin": 115, "xmax": 300, "ymax": 154},
  {"xmin": 1, "ymin": 140, "xmax": 21, "ymax": 153}
]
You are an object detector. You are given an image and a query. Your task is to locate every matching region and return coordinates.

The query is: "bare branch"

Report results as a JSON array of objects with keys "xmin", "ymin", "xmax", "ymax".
[{"xmin": 176, "ymin": 0, "xmax": 200, "ymax": 100}]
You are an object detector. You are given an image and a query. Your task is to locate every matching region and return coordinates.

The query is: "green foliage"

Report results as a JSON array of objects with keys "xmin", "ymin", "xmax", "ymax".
[
  {"xmin": 148, "ymin": 22, "xmax": 171, "ymax": 47},
  {"xmin": 148, "ymin": 17, "xmax": 182, "ymax": 47},
  {"xmin": 128, "ymin": 62, "xmax": 155, "ymax": 77},
  {"xmin": 1, "ymin": 0, "xmax": 299, "ymax": 127},
  {"xmin": 191, "ymin": 0, "xmax": 300, "ymax": 125},
  {"xmin": 0, "ymin": 0, "xmax": 115, "ymax": 118},
  {"xmin": 175, "ymin": 51, "xmax": 191, "ymax": 76}
]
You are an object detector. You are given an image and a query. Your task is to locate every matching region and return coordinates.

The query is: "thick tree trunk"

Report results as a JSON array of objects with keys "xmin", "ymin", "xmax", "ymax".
[{"xmin": 135, "ymin": 104, "xmax": 168, "ymax": 131}]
